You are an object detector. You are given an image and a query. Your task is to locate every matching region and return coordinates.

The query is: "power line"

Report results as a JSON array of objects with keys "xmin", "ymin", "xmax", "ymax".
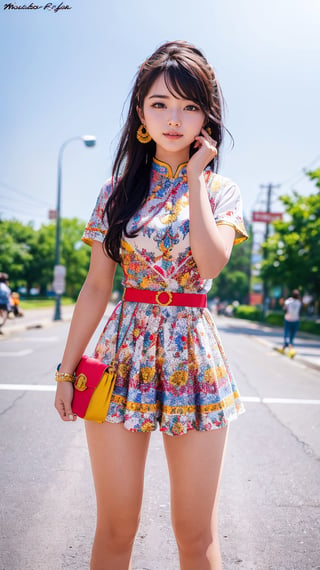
[
  {"xmin": 0, "ymin": 204, "xmax": 49, "ymax": 219},
  {"xmin": 0, "ymin": 181, "xmax": 52, "ymax": 207},
  {"xmin": 0, "ymin": 194, "xmax": 50, "ymax": 212},
  {"xmin": 279, "ymin": 153, "xmax": 320, "ymax": 188},
  {"xmin": 251, "ymin": 187, "xmax": 265, "ymax": 211},
  {"xmin": 251, "ymin": 153, "xmax": 320, "ymax": 212}
]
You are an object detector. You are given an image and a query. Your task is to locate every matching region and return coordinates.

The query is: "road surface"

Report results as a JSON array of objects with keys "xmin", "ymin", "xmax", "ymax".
[{"xmin": 0, "ymin": 314, "xmax": 319, "ymax": 569}]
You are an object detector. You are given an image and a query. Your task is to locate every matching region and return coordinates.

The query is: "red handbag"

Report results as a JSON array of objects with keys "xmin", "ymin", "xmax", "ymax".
[
  {"xmin": 71, "ymin": 300, "xmax": 135, "ymax": 423},
  {"xmin": 72, "ymin": 355, "xmax": 117, "ymax": 423}
]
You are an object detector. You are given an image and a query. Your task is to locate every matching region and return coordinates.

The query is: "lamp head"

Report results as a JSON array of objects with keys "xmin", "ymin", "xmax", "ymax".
[{"xmin": 82, "ymin": 135, "xmax": 96, "ymax": 147}]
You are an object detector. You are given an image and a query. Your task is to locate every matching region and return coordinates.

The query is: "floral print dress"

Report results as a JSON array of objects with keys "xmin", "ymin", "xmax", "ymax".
[{"xmin": 82, "ymin": 158, "xmax": 248, "ymax": 436}]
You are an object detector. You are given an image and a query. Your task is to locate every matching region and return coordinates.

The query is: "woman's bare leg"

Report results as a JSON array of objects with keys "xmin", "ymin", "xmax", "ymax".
[
  {"xmin": 85, "ymin": 422, "xmax": 151, "ymax": 570},
  {"xmin": 163, "ymin": 426, "xmax": 228, "ymax": 570}
]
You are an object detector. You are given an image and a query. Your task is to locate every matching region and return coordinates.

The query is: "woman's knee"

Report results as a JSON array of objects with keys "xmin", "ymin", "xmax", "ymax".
[
  {"xmin": 172, "ymin": 515, "xmax": 214, "ymax": 556},
  {"xmin": 96, "ymin": 512, "xmax": 140, "ymax": 550}
]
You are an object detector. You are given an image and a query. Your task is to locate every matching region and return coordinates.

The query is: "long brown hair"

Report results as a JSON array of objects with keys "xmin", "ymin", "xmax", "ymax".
[{"xmin": 104, "ymin": 40, "xmax": 228, "ymax": 263}]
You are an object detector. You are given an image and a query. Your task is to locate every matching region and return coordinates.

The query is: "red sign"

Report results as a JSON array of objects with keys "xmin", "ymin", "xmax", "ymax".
[
  {"xmin": 252, "ymin": 211, "xmax": 283, "ymax": 223},
  {"xmin": 250, "ymin": 293, "xmax": 263, "ymax": 306},
  {"xmin": 48, "ymin": 209, "xmax": 57, "ymax": 220}
]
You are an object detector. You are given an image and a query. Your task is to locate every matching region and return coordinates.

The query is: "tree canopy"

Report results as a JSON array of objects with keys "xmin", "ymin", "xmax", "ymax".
[
  {"xmin": 260, "ymin": 169, "xmax": 320, "ymax": 304},
  {"xmin": 0, "ymin": 218, "xmax": 91, "ymax": 298},
  {"xmin": 209, "ymin": 226, "xmax": 251, "ymax": 303}
]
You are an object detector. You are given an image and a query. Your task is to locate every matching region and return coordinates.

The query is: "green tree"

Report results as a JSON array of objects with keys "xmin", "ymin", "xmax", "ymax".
[
  {"xmin": 260, "ymin": 174, "xmax": 320, "ymax": 306},
  {"xmin": 58, "ymin": 218, "xmax": 91, "ymax": 298},
  {"xmin": 0, "ymin": 219, "xmax": 37, "ymax": 288},
  {"xmin": 0, "ymin": 217, "xmax": 92, "ymax": 297},
  {"xmin": 25, "ymin": 219, "xmax": 91, "ymax": 297},
  {"xmin": 27, "ymin": 222, "xmax": 55, "ymax": 294},
  {"xmin": 307, "ymin": 167, "xmax": 320, "ymax": 190}
]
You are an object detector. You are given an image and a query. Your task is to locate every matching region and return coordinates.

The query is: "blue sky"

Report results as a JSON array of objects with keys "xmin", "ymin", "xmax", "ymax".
[{"xmin": 0, "ymin": 0, "xmax": 319, "ymax": 228}]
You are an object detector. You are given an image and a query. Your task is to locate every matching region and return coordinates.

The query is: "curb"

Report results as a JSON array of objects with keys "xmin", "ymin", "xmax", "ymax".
[
  {"xmin": 224, "ymin": 317, "xmax": 320, "ymax": 372},
  {"xmin": 253, "ymin": 335, "xmax": 320, "ymax": 372},
  {"xmin": 0, "ymin": 315, "xmax": 74, "ymax": 339}
]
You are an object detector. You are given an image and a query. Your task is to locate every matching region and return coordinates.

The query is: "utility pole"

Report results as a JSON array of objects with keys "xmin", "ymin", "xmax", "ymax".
[
  {"xmin": 260, "ymin": 183, "xmax": 281, "ymax": 241},
  {"xmin": 260, "ymin": 183, "xmax": 281, "ymax": 317},
  {"xmin": 53, "ymin": 136, "xmax": 96, "ymax": 321}
]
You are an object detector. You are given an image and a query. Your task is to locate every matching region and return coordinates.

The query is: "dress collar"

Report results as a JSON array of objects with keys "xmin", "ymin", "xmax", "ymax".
[{"xmin": 152, "ymin": 157, "xmax": 188, "ymax": 179}]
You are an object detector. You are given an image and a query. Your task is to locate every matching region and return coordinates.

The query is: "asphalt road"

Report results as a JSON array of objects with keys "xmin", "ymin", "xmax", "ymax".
[{"xmin": 0, "ymin": 315, "xmax": 319, "ymax": 570}]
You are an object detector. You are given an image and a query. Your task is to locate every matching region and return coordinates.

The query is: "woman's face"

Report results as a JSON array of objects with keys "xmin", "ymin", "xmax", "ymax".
[{"xmin": 139, "ymin": 73, "xmax": 205, "ymax": 164}]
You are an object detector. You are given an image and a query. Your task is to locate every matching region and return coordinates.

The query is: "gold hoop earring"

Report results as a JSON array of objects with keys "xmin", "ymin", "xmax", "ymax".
[
  {"xmin": 205, "ymin": 126, "xmax": 212, "ymax": 136},
  {"xmin": 136, "ymin": 124, "xmax": 152, "ymax": 143}
]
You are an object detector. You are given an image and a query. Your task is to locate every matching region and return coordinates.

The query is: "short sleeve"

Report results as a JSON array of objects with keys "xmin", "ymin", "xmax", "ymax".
[
  {"xmin": 82, "ymin": 179, "xmax": 113, "ymax": 246},
  {"xmin": 208, "ymin": 175, "xmax": 248, "ymax": 245}
]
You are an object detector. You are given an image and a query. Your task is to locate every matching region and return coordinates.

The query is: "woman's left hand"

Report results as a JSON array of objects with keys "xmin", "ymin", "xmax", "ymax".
[{"xmin": 187, "ymin": 128, "xmax": 217, "ymax": 177}]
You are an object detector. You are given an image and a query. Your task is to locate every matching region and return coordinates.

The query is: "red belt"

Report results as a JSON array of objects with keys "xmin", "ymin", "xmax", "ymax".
[{"xmin": 123, "ymin": 288, "xmax": 207, "ymax": 308}]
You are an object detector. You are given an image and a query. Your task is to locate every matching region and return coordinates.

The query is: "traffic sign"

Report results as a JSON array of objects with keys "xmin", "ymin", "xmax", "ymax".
[
  {"xmin": 54, "ymin": 265, "xmax": 66, "ymax": 277},
  {"xmin": 252, "ymin": 211, "xmax": 283, "ymax": 223},
  {"xmin": 53, "ymin": 265, "xmax": 66, "ymax": 294},
  {"xmin": 48, "ymin": 209, "xmax": 57, "ymax": 220}
]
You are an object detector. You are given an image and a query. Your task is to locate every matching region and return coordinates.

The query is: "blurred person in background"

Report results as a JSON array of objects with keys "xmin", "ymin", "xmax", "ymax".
[
  {"xmin": 10, "ymin": 291, "xmax": 24, "ymax": 317},
  {"xmin": 0, "ymin": 272, "xmax": 11, "ymax": 334},
  {"xmin": 281, "ymin": 289, "xmax": 302, "ymax": 357}
]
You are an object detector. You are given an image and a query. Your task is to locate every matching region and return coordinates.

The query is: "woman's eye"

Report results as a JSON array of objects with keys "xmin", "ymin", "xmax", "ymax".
[
  {"xmin": 152, "ymin": 102, "xmax": 165, "ymax": 109},
  {"xmin": 185, "ymin": 104, "xmax": 200, "ymax": 111}
]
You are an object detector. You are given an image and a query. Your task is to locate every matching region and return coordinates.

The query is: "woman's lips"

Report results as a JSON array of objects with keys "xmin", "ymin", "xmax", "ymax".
[{"xmin": 163, "ymin": 132, "xmax": 183, "ymax": 139}]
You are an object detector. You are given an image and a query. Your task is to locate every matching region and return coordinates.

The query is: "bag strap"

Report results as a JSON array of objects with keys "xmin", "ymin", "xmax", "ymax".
[
  {"xmin": 114, "ymin": 299, "xmax": 125, "ymax": 353},
  {"xmin": 113, "ymin": 298, "xmax": 138, "ymax": 361}
]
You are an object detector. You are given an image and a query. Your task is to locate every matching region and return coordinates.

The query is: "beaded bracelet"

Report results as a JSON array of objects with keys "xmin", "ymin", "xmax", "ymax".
[{"xmin": 55, "ymin": 371, "xmax": 75, "ymax": 383}]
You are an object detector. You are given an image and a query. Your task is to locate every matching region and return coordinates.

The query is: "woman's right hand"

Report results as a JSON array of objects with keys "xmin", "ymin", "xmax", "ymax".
[{"xmin": 54, "ymin": 382, "xmax": 77, "ymax": 421}]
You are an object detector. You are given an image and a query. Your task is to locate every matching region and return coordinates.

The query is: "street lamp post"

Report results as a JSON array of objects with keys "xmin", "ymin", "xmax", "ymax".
[{"xmin": 53, "ymin": 135, "xmax": 96, "ymax": 321}]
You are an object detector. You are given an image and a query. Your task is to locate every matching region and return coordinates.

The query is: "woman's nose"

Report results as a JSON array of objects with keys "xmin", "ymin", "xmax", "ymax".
[
  {"xmin": 168, "ymin": 109, "xmax": 181, "ymax": 127},
  {"xmin": 168, "ymin": 118, "xmax": 181, "ymax": 127}
]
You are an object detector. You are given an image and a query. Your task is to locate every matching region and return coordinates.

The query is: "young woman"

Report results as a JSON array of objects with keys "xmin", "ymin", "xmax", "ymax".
[{"xmin": 55, "ymin": 40, "xmax": 247, "ymax": 570}]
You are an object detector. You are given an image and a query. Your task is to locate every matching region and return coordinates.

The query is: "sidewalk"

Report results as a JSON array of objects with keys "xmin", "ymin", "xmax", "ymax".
[
  {"xmin": 0, "ymin": 304, "xmax": 76, "ymax": 336},
  {"xmin": 2, "ymin": 305, "xmax": 320, "ymax": 371},
  {"xmin": 216, "ymin": 314, "xmax": 320, "ymax": 372}
]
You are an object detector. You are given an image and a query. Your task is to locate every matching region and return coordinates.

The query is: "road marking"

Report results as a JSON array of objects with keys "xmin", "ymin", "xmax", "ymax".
[
  {"xmin": 0, "ymin": 384, "xmax": 55, "ymax": 391},
  {"xmin": 0, "ymin": 349, "xmax": 33, "ymax": 357},
  {"xmin": 242, "ymin": 396, "xmax": 320, "ymax": 405},
  {"xmin": 0, "ymin": 385, "xmax": 319, "ymax": 405},
  {"xmin": 12, "ymin": 336, "xmax": 59, "ymax": 343}
]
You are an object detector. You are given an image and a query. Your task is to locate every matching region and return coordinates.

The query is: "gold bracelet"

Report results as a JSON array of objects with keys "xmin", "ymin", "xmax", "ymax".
[{"xmin": 55, "ymin": 371, "xmax": 75, "ymax": 383}]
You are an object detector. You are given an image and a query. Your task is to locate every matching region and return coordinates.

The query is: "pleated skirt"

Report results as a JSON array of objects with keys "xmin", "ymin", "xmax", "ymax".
[{"xmin": 93, "ymin": 301, "xmax": 245, "ymax": 436}]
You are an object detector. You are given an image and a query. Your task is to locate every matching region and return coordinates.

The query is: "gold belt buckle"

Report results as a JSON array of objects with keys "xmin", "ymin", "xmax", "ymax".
[{"xmin": 155, "ymin": 291, "xmax": 173, "ymax": 306}]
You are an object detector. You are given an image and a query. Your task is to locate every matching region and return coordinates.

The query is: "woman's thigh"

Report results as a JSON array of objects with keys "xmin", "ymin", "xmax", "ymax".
[
  {"xmin": 85, "ymin": 421, "xmax": 151, "ymax": 528},
  {"xmin": 163, "ymin": 427, "xmax": 228, "ymax": 537}
]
